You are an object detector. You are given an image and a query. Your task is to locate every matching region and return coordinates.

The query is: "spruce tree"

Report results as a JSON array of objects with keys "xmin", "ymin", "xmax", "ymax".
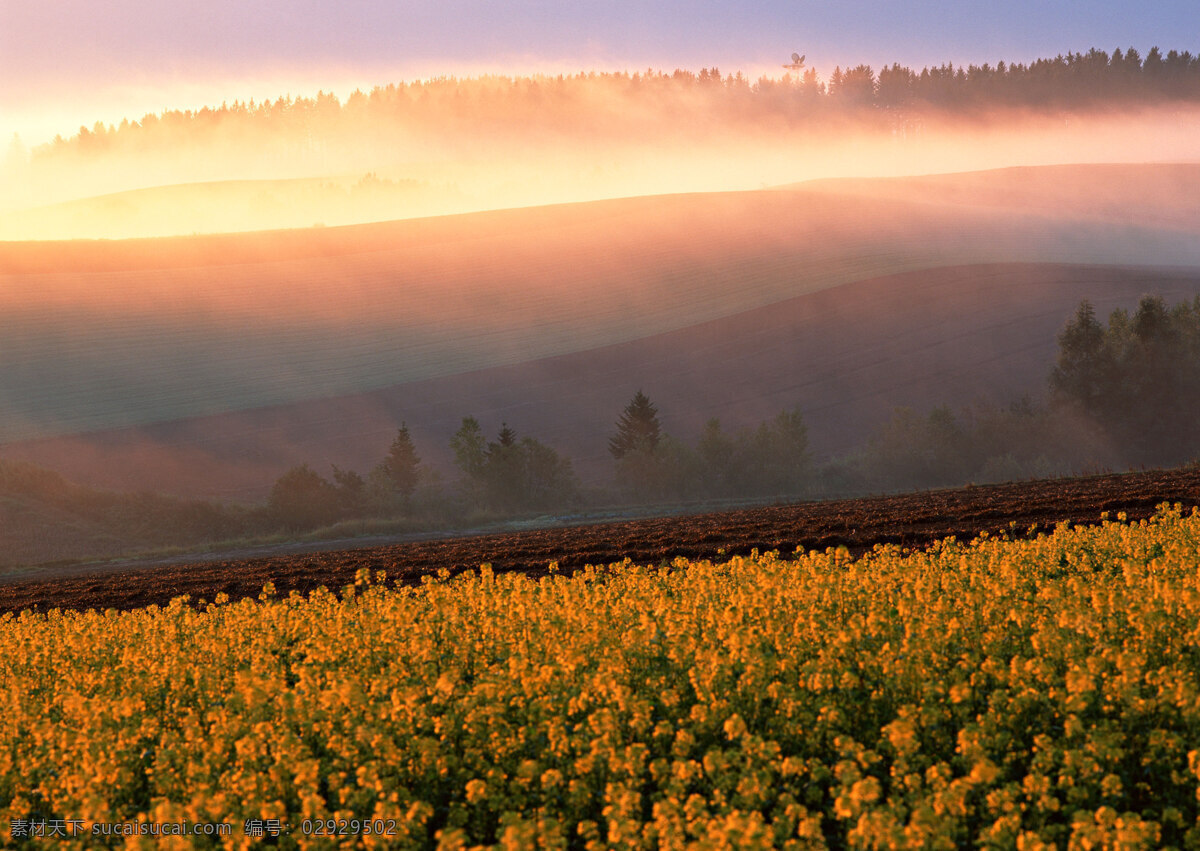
[
  {"xmin": 609, "ymin": 390, "xmax": 662, "ymax": 459},
  {"xmin": 383, "ymin": 423, "xmax": 421, "ymax": 504},
  {"xmin": 1050, "ymin": 300, "xmax": 1111, "ymax": 417}
]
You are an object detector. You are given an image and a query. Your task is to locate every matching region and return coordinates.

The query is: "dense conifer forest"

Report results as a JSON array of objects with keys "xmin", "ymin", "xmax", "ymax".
[{"xmin": 30, "ymin": 46, "xmax": 1200, "ymax": 164}]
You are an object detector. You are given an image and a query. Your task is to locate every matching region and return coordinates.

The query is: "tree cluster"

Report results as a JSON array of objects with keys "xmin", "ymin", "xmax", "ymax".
[
  {"xmin": 267, "ymin": 293, "xmax": 1200, "ymax": 533},
  {"xmin": 845, "ymin": 400, "xmax": 1115, "ymax": 493},
  {"xmin": 268, "ymin": 424, "xmax": 430, "ymax": 530},
  {"xmin": 268, "ymin": 416, "xmax": 583, "ymax": 530},
  {"xmin": 1051, "ymin": 296, "xmax": 1200, "ymax": 466},
  {"xmin": 33, "ymin": 46, "xmax": 1200, "ymax": 166},
  {"xmin": 608, "ymin": 392, "xmax": 814, "ymax": 502},
  {"xmin": 865, "ymin": 47, "xmax": 1200, "ymax": 109},
  {"xmin": 450, "ymin": 418, "xmax": 579, "ymax": 515},
  {"xmin": 841, "ymin": 292, "xmax": 1200, "ymax": 493}
]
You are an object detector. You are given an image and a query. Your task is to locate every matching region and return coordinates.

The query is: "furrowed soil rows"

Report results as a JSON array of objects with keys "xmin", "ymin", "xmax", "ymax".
[{"xmin": 2, "ymin": 467, "xmax": 1199, "ymax": 615}]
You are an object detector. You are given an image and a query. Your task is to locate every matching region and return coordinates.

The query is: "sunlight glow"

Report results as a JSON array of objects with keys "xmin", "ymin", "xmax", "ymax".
[{"xmin": 4, "ymin": 71, "xmax": 1199, "ymax": 240}]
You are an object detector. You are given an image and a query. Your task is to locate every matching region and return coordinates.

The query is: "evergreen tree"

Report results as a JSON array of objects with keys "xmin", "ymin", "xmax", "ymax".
[
  {"xmin": 382, "ymin": 423, "xmax": 421, "ymax": 505},
  {"xmin": 609, "ymin": 391, "xmax": 662, "ymax": 459},
  {"xmin": 1050, "ymin": 300, "xmax": 1112, "ymax": 417},
  {"xmin": 1050, "ymin": 295, "xmax": 1200, "ymax": 466},
  {"xmin": 449, "ymin": 416, "xmax": 489, "ymax": 508},
  {"xmin": 451, "ymin": 419, "xmax": 578, "ymax": 513}
]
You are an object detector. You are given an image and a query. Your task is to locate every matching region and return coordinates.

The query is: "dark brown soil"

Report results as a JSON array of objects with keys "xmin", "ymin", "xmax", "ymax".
[{"xmin": 3, "ymin": 467, "xmax": 1198, "ymax": 616}]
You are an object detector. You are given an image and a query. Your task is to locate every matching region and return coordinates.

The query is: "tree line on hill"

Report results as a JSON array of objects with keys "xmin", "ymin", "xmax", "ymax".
[
  {"xmin": 266, "ymin": 400, "xmax": 816, "ymax": 530},
  {"xmin": 7, "ymin": 291, "xmax": 1197, "ymax": 556},
  {"xmin": 838, "ymin": 47, "xmax": 1200, "ymax": 109},
  {"xmin": 265, "ymin": 292, "xmax": 1200, "ymax": 530},
  {"xmin": 26, "ymin": 46, "xmax": 1200, "ymax": 166},
  {"xmin": 607, "ymin": 392, "xmax": 814, "ymax": 502},
  {"xmin": 819, "ymin": 294, "xmax": 1200, "ymax": 493},
  {"xmin": 1051, "ymin": 295, "xmax": 1200, "ymax": 467}
]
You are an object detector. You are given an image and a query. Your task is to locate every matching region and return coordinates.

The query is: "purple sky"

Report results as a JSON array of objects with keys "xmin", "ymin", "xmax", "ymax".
[{"xmin": 2, "ymin": 0, "xmax": 1198, "ymax": 145}]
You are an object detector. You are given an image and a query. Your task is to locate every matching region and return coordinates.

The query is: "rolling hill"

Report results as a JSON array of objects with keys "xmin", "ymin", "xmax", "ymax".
[
  {"xmin": 3, "ymin": 163, "xmax": 1200, "ymax": 497},
  {"xmin": 0, "ymin": 175, "xmax": 469, "ymax": 242},
  {"xmin": 4, "ymin": 261, "xmax": 1199, "ymax": 498}
]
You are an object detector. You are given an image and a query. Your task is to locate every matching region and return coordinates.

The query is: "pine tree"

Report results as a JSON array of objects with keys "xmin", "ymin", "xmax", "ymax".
[
  {"xmin": 1050, "ymin": 300, "xmax": 1111, "ymax": 416},
  {"xmin": 609, "ymin": 391, "xmax": 662, "ymax": 459},
  {"xmin": 383, "ymin": 424, "xmax": 421, "ymax": 504}
]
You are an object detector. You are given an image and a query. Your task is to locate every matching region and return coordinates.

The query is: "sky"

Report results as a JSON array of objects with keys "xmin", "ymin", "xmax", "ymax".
[{"xmin": 2, "ymin": 0, "xmax": 1199, "ymax": 146}]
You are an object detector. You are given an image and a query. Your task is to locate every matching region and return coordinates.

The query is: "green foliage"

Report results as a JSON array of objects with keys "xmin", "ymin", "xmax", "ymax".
[
  {"xmin": 516, "ymin": 435, "xmax": 580, "ymax": 511},
  {"xmin": 692, "ymin": 410, "xmax": 814, "ymax": 499},
  {"xmin": 829, "ymin": 64, "xmax": 877, "ymax": 104},
  {"xmin": 481, "ymin": 423, "xmax": 524, "ymax": 513},
  {"xmin": 747, "ymin": 407, "xmax": 814, "ymax": 496},
  {"xmin": 695, "ymin": 418, "xmax": 737, "ymax": 496},
  {"xmin": 614, "ymin": 404, "xmax": 814, "ymax": 502},
  {"xmin": 1050, "ymin": 299, "xmax": 1112, "ymax": 415},
  {"xmin": 616, "ymin": 438, "xmax": 689, "ymax": 502},
  {"xmin": 854, "ymin": 399, "xmax": 1119, "ymax": 492},
  {"xmin": 860, "ymin": 406, "xmax": 970, "ymax": 490},
  {"xmin": 817, "ymin": 289, "xmax": 1200, "ymax": 496},
  {"xmin": 1051, "ymin": 295, "xmax": 1200, "ymax": 465},
  {"xmin": 330, "ymin": 465, "xmax": 367, "ymax": 517},
  {"xmin": 450, "ymin": 417, "xmax": 488, "ymax": 484},
  {"xmin": 454, "ymin": 420, "xmax": 579, "ymax": 513},
  {"xmin": 268, "ymin": 464, "xmax": 342, "ymax": 530}
]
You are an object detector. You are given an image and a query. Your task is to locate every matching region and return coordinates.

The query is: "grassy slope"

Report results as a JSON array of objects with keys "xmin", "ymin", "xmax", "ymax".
[
  {"xmin": 5, "ymin": 261, "xmax": 1200, "ymax": 499},
  {"xmin": 0, "ymin": 461, "xmax": 258, "ymax": 569},
  {"xmin": 3, "ymin": 164, "xmax": 1200, "ymax": 446},
  {"xmin": 3, "ymin": 164, "xmax": 1200, "ymax": 499}
]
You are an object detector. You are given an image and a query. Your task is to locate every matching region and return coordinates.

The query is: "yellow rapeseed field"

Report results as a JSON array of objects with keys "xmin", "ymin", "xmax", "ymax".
[{"xmin": 3, "ymin": 507, "xmax": 1200, "ymax": 849}]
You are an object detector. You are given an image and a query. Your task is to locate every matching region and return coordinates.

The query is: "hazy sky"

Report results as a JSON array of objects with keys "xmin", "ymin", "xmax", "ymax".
[{"xmin": 3, "ymin": 0, "xmax": 1199, "ymax": 144}]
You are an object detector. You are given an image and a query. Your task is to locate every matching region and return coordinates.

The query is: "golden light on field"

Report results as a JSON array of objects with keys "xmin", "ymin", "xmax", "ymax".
[
  {"xmin": 3, "ymin": 71, "xmax": 1200, "ymax": 240},
  {"xmin": 3, "ymin": 161, "xmax": 1200, "ymax": 452},
  {"xmin": 5, "ymin": 67, "xmax": 1200, "ymax": 500}
]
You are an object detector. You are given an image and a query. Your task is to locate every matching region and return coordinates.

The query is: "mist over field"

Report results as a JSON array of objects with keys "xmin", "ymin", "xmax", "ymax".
[
  {"xmin": 5, "ymin": 51, "xmax": 1200, "ymax": 559},
  {"xmin": 3, "ymin": 62, "xmax": 1200, "ymax": 239},
  {"xmin": 12, "ymin": 0, "xmax": 1200, "ymax": 840},
  {"xmin": 12, "ymin": 2, "xmax": 1200, "ymax": 841}
]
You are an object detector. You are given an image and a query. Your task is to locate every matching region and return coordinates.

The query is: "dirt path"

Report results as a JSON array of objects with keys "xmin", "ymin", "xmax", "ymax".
[{"xmin": 3, "ymin": 468, "xmax": 1198, "ymax": 615}]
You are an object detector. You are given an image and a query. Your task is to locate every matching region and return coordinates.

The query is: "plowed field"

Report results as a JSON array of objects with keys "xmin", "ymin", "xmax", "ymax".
[{"xmin": 3, "ymin": 467, "xmax": 1199, "ymax": 615}]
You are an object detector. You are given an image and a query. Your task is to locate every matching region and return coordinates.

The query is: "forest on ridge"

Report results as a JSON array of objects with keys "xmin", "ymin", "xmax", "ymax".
[{"xmin": 21, "ymin": 46, "xmax": 1200, "ymax": 166}]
